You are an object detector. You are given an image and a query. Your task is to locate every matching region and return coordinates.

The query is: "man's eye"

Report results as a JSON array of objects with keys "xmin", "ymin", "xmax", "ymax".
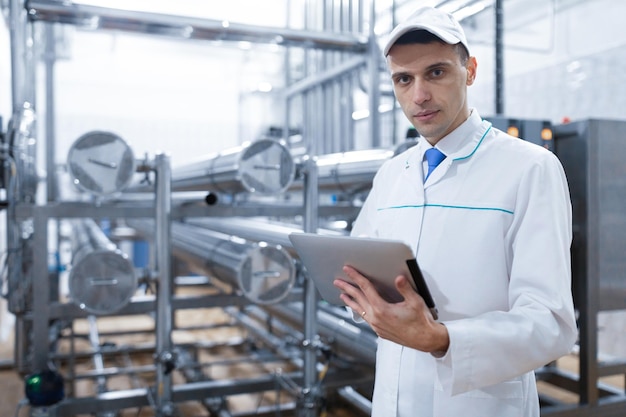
[
  {"xmin": 431, "ymin": 69, "xmax": 444, "ymax": 78},
  {"xmin": 395, "ymin": 76, "xmax": 411, "ymax": 84}
]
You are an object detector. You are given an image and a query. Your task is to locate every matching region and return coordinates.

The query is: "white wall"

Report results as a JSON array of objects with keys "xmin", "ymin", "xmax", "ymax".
[{"xmin": 52, "ymin": 31, "xmax": 286, "ymax": 167}]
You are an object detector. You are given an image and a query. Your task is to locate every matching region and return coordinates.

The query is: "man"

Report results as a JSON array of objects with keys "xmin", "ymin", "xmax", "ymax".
[{"xmin": 333, "ymin": 6, "xmax": 577, "ymax": 417}]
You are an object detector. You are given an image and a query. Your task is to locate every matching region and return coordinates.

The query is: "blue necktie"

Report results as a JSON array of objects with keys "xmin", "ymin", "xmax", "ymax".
[{"xmin": 424, "ymin": 148, "xmax": 446, "ymax": 182}]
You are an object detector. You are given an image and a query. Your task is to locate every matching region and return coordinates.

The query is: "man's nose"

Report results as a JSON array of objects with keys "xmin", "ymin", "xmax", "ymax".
[{"xmin": 411, "ymin": 79, "xmax": 430, "ymax": 104}]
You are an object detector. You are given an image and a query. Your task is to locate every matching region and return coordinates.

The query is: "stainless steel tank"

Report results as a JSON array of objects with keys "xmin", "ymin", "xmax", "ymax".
[
  {"xmin": 69, "ymin": 219, "xmax": 137, "ymax": 314},
  {"xmin": 129, "ymin": 219, "xmax": 296, "ymax": 305},
  {"xmin": 170, "ymin": 139, "xmax": 296, "ymax": 195}
]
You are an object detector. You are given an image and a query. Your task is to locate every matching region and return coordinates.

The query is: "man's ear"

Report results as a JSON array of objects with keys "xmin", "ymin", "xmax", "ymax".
[{"xmin": 466, "ymin": 56, "xmax": 477, "ymax": 86}]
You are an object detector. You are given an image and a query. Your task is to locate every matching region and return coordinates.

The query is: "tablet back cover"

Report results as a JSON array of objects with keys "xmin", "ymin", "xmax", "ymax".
[{"xmin": 289, "ymin": 233, "xmax": 416, "ymax": 305}]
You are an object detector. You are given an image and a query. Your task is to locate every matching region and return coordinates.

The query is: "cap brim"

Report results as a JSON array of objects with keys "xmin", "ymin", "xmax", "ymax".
[{"xmin": 383, "ymin": 24, "xmax": 465, "ymax": 56}]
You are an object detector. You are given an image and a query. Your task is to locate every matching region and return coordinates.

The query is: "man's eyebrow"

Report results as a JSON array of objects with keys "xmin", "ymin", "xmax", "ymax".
[{"xmin": 390, "ymin": 70, "xmax": 411, "ymax": 79}]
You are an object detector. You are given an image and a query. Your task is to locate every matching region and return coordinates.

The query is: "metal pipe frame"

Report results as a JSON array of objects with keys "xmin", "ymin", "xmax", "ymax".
[
  {"xmin": 282, "ymin": 0, "xmax": 375, "ymax": 157},
  {"xmin": 10, "ymin": 0, "xmax": 31, "ymax": 107},
  {"xmin": 153, "ymin": 153, "xmax": 174, "ymax": 416},
  {"xmin": 44, "ymin": 22, "xmax": 58, "ymax": 202},
  {"xmin": 366, "ymin": 0, "xmax": 381, "ymax": 149},
  {"xmin": 16, "ymin": 155, "xmax": 246, "ymax": 416},
  {"xmin": 26, "ymin": 0, "xmax": 368, "ymax": 52},
  {"xmin": 251, "ymin": 303, "xmax": 377, "ymax": 366},
  {"xmin": 300, "ymin": 156, "xmax": 321, "ymax": 416},
  {"xmin": 8, "ymin": 0, "xmax": 38, "ymax": 205},
  {"xmin": 45, "ymin": 364, "xmax": 372, "ymax": 417},
  {"xmin": 86, "ymin": 315, "xmax": 108, "ymax": 395},
  {"xmin": 283, "ymin": 55, "xmax": 367, "ymax": 98},
  {"xmin": 9, "ymin": 1, "xmax": 376, "ymax": 415}
]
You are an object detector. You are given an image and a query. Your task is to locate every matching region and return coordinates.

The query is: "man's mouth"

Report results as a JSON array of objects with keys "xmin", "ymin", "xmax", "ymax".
[{"xmin": 414, "ymin": 110, "xmax": 438, "ymax": 121}]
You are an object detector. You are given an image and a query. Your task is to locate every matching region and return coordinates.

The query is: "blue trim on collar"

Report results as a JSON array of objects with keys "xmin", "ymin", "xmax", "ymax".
[{"xmin": 453, "ymin": 121, "xmax": 492, "ymax": 162}]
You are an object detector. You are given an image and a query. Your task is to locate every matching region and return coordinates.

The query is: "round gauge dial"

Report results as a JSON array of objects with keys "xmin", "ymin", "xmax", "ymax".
[
  {"xmin": 69, "ymin": 249, "xmax": 137, "ymax": 315},
  {"xmin": 67, "ymin": 131, "xmax": 136, "ymax": 196}
]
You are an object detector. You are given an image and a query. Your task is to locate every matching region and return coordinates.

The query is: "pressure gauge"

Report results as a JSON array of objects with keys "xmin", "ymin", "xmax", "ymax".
[{"xmin": 67, "ymin": 131, "xmax": 136, "ymax": 196}]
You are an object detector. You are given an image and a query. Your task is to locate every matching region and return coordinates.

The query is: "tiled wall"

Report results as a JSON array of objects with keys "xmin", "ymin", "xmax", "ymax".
[{"xmin": 506, "ymin": 44, "xmax": 626, "ymax": 124}]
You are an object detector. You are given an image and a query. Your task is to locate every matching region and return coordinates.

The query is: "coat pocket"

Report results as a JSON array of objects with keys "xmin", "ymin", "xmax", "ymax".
[{"xmin": 433, "ymin": 380, "xmax": 525, "ymax": 417}]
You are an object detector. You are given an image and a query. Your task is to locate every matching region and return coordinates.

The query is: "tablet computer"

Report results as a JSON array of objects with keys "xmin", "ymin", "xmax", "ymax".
[{"xmin": 288, "ymin": 233, "xmax": 437, "ymax": 319}]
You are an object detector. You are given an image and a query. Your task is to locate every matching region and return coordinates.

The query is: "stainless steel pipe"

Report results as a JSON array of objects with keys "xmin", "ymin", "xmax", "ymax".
[
  {"xmin": 69, "ymin": 218, "xmax": 137, "ymax": 314},
  {"xmin": 260, "ymin": 302, "xmax": 377, "ymax": 365},
  {"xmin": 26, "ymin": 0, "xmax": 368, "ymax": 52},
  {"xmin": 154, "ymin": 152, "xmax": 174, "ymax": 416},
  {"xmin": 290, "ymin": 148, "xmax": 394, "ymax": 195},
  {"xmin": 129, "ymin": 139, "xmax": 296, "ymax": 196},
  {"xmin": 184, "ymin": 217, "xmax": 345, "ymax": 252},
  {"xmin": 128, "ymin": 219, "xmax": 296, "ymax": 305},
  {"xmin": 172, "ymin": 139, "xmax": 295, "ymax": 195},
  {"xmin": 7, "ymin": 102, "xmax": 38, "ymax": 203}
]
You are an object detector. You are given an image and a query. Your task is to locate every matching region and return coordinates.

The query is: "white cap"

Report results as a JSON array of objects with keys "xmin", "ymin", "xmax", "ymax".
[{"xmin": 383, "ymin": 7, "xmax": 469, "ymax": 56}]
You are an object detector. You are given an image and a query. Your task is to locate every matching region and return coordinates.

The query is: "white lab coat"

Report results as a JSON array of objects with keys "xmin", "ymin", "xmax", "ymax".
[{"xmin": 351, "ymin": 110, "xmax": 577, "ymax": 417}]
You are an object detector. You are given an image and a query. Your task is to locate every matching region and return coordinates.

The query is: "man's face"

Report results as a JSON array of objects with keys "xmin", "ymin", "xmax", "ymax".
[{"xmin": 387, "ymin": 41, "xmax": 477, "ymax": 145}]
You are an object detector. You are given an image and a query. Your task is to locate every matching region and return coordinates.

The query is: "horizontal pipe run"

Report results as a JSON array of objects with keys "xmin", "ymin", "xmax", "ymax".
[
  {"xmin": 128, "ymin": 219, "xmax": 296, "ymax": 305},
  {"xmin": 289, "ymin": 148, "xmax": 394, "ymax": 194},
  {"xmin": 260, "ymin": 303, "xmax": 377, "ymax": 366},
  {"xmin": 26, "ymin": 0, "xmax": 368, "ymax": 52},
  {"xmin": 337, "ymin": 386, "xmax": 372, "ymax": 415},
  {"xmin": 128, "ymin": 139, "xmax": 296, "ymax": 196},
  {"xmin": 283, "ymin": 55, "xmax": 367, "ymax": 97},
  {"xmin": 184, "ymin": 217, "xmax": 345, "ymax": 251}
]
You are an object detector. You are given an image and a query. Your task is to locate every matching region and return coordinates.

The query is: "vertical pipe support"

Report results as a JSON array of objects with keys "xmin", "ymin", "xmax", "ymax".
[
  {"xmin": 10, "ymin": 0, "xmax": 36, "ymax": 106},
  {"xmin": 300, "ymin": 156, "xmax": 320, "ymax": 417},
  {"xmin": 44, "ymin": 22, "xmax": 57, "ymax": 203},
  {"xmin": 7, "ymin": 0, "xmax": 28, "ymax": 316},
  {"xmin": 9, "ymin": 0, "xmax": 26, "ymax": 108},
  {"xmin": 579, "ymin": 132, "xmax": 600, "ymax": 405},
  {"xmin": 32, "ymin": 208, "xmax": 49, "ymax": 372},
  {"xmin": 367, "ymin": 0, "xmax": 381, "ymax": 148},
  {"xmin": 494, "ymin": 0, "xmax": 504, "ymax": 115},
  {"xmin": 154, "ymin": 153, "xmax": 175, "ymax": 416},
  {"xmin": 87, "ymin": 315, "xmax": 108, "ymax": 394}
]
